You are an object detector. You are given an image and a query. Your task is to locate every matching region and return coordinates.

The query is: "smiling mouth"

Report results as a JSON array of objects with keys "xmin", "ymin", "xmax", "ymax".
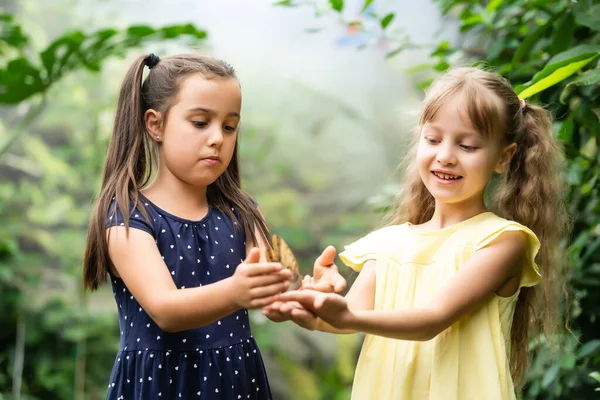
[{"xmin": 432, "ymin": 171, "xmax": 463, "ymax": 180}]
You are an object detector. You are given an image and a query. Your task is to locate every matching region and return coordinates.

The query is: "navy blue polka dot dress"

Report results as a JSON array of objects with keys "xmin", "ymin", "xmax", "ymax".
[{"xmin": 105, "ymin": 194, "xmax": 272, "ymax": 400}]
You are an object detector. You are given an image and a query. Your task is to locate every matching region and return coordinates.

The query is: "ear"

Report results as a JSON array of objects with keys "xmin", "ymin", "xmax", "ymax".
[
  {"xmin": 144, "ymin": 109, "xmax": 163, "ymax": 142},
  {"xmin": 495, "ymin": 142, "xmax": 517, "ymax": 174}
]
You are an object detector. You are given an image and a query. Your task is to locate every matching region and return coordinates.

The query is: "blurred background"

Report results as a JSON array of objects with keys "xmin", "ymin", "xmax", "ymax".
[{"xmin": 1, "ymin": 0, "xmax": 599, "ymax": 399}]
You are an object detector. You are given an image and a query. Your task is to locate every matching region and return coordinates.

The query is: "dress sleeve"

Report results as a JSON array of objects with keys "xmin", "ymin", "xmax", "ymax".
[
  {"xmin": 106, "ymin": 199, "xmax": 154, "ymax": 236},
  {"xmin": 339, "ymin": 229, "xmax": 386, "ymax": 273},
  {"xmin": 475, "ymin": 222, "xmax": 541, "ymax": 288}
]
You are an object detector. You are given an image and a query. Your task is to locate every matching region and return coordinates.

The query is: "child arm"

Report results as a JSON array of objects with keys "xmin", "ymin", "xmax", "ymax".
[
  {"xmin": 281, "ymin": 230, "xmax": 529, "ymax": 340},
  {"xmin": 108, "ymin": 226, "xmax": 290, "ymax": 333}
]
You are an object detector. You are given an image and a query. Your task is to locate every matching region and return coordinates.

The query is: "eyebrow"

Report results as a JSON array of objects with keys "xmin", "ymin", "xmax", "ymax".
[
  {"xmin": 186, "ymin": 107, "xmax": 240, "ymax": 118},
  {"xmin": 424, "ymin": 123, "xmax": 480, "ymax": 137}
]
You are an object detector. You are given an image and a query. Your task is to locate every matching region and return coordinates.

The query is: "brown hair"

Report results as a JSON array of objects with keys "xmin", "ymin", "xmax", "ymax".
[
  {"xmin": 83, "ymin": 53, "xmax": 270, "ymax": 291},
  {"xmin": 388, "ymin": 67, "xmax": 570, "ymax": 386}
]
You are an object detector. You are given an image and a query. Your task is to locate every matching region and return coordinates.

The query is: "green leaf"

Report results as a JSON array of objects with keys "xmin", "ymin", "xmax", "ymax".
[
  {"xmin": 40, "ymin": 32, "xmax": 85, "ymax": 81},
  {"xmin": 574, "ymin": 1, "xmax": 600, "ymax": 31},
  {"xmin": 385, "ymin": 45, "xmax": 406, "ymax": 59},
  {"xmin": 559, "ymin": 85, "xmax": 575, "ymax": 105},
  {"xmin": 434, "ymin": 60, "xmax": 450, "ymax": 72},
  {"xmin": 460, "ymin": 14, "xmax": 484, "ymax": 32},
  {"xmin": 273, "ymin": 0, "xmax": 293, "ymax": 5},
  {"xmin": 361, "ymin": 0, "xmax": 374, "ymax": 12},
  {"xmin": 542, "ymin": 364, "xmax": 560, "ymax": 388},
  {"xmin": 551, "ymin": 13, "xmax": 575, "ymax": 55},
  {"xmin": 380, "ymin": 13, "xmax": 395, "ymax": 29},
  {"xmin": 488, "ymin": 38, "xmax": 505, "ymax": 60},
  {"xmin": 547, "ymin": 44, "xmax": 600, "ymax": 67},
  {"xmin": 567, "ymin": 68, "xmax": 600, "ymax": 87},
  {"xmin": 581, "ymin": 136, "xmax": 598, "ymax": 159},
  {"xmin": 560, "ymin": 354, "xmax": 576, "ymax": 369},
  {"xmin": 432, "ymin": 40, "xmax": 452, "ymax": 57},
  {"xmin": 557, "ymin": 118, "xmax": 575, "ymax": 142},
  {"xmin": 512, "ymin": 17, "xmax": 554, "ymax": 65},
  {"xmin": 126, "ymin": 25, "xmax": 156, "ymax": 37},
  {"xmin": 0, "ymin": 14, "xmax": 29, "ymax": 52},
  {"xmin": 0, "ymin": 23, "xmax": 208, "ymax": 105},
  {"xmin": 519, "ymin": 57, "xmax": 597, "ymax": 99},
  {"xmin": 405, "ymin": 63, "xmax": 434, "ymax": 74},
  {"xmin": 329, "ymin": 0, "xmax": 344, "ymax": 12},
  {"xmin": 577, "ymin": 340, "xmax": 600, "ymax": 359},
  {"xmin": 0, "ymin": 58, "xmax": 46, "ymax": 103},
  {"xmin": 518, "ymin": 45, "xmax": 600, "ymax": 99},
  {"xmin": 486, "ymin": 0, "xmax": 502, "ymax": 14}
]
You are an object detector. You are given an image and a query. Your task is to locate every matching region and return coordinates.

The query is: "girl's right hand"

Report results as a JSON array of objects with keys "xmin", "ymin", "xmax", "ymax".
[{"xmin": 228, "ymin": 247, "xmax": 292, "ymax": 310}]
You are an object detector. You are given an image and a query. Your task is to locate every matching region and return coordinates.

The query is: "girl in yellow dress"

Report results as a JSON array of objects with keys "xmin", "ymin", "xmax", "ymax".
[{"xmin": 265, "ymin": 67, "xmax": 570, "ymax": 400}]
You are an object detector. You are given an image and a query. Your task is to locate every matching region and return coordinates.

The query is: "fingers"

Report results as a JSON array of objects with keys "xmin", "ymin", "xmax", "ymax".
[
  {"xmin": 261, "ymin": 305, "xmax": 289, "ymax": 322},
  {"xmin": 290, "ymin": 308, "xmax": 318, "ymax": 330},
  {"xmin": 249, "ymin": 271, "xmax": 291, "ymax": 288},
  {"xmin": 301, "ymin": 275, "xmax": 346, "ymax": 293},
  {"xmin": 314, "ymin": 293, "xmax": 329, "ymax": 309},
  {"xmin": 243, "ymin": 262, "xmax": 283, "ymax": 277},
  {"xmin": 250, "ymin": 280, "xmax": 290, "ymax": 299},
  {"xmin": 245, "ymin": 247, "xmax": 261, "ymax": 263},
  {"xmin": 262, "ymin": 300, "xmax": 306, "ymax": 322},
  {"xmin": 278, "ymin": 289, "xmax": 319, "ymax": 309},
  {"xmin": 291, "ymin": 307, "xmax": 315, "ymax": 319},
  {"xmin": 333, "ymin": 276, "xmax": 347, "ymax": 292},
  {"xmin": 303, "ymin": 280, "xmax": 335, "ymax": 293},
  {"xmin": 315, "ymin": 245, "xmax": 337, "ymax": 267},
  {"xmin": 247, "ymin": 294, "xmax": 281, "ymax": 309}
]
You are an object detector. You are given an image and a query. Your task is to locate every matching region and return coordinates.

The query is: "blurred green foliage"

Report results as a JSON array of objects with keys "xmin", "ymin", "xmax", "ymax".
[{"xmin": 2, "ymin": 0, "xmax": 599, "ymax": 399}]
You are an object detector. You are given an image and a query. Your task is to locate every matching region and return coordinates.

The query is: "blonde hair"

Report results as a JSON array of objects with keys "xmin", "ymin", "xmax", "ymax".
[{"xmin": 387, "ymin": 67, "xmax": 570, "ymax": 386}]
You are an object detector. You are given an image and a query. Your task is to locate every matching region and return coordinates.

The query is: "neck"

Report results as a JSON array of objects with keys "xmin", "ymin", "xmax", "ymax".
[
  {"xmin": 428, "ymin": 196, "xmax": 488, "ymax": 229},
  {"xmin": 142, "ymin": 163, "xmax": 209, "ymax": 220}
]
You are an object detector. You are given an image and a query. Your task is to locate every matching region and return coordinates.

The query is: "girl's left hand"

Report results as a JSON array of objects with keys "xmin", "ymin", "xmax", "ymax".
[
  {"xmin": 263, "ymin": 300, "xmax": 320, "ymax": 330},
  {"xmin": 300, "ymin": 246, "xmax": 346, "ymax": 293},
  {"xmin": 278, "ymin": 290, "xmax": 355, "ymax": 329}
]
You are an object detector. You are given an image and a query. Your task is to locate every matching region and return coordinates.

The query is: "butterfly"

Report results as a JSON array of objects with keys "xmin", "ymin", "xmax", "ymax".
[{"xmin": 265, "ymin": 234, "xmax": 302, "ymax": 290}]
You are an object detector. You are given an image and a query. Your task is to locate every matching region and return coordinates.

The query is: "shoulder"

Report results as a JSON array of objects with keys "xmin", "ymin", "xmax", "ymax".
[
  {"xmin": 107, "ymin": 195, "xmax": 156, "ymax": 236},
  {"xmin": 457, "ymin": 212, "xmax": 538, "ymax": 250}
]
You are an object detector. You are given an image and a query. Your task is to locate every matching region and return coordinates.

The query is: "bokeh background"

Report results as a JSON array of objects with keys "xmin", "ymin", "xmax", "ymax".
[{"xmin": 1, "ymin": 0, "xmax": 599, "ymax": 399}]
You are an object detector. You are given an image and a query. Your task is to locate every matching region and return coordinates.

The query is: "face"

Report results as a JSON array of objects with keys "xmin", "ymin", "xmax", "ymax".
[
  {"xmin": 416, "ymin": 92, "xmax": 516, "ymax": 207},
  {"xmin": 146, "ymin": 74, "xmax": 241, "ymax": 187}
]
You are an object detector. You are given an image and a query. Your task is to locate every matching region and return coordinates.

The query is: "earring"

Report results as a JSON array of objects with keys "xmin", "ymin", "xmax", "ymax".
[{"xmin": 155, "ymin": 135, "xmax": 160, "ymax": 140}]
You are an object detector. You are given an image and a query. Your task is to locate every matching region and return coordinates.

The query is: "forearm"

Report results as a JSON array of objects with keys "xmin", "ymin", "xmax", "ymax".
[
  {"xmin": 151, "ymin": 278, "xmax": 239, "ymax": 332},
  {"xmin": 315, "ymin": 317, "xmax": 357, "ymax": 334},
  {"xmin": 348, "ymin": 308, "xmax": 445, "ymax": 341}
]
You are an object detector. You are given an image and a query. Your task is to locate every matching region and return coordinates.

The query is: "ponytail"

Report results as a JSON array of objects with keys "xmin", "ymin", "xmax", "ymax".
[
  {"xmin": 494, "ymin": 102, "xmax": 570, "ymax": 385},
  {"xmin": 83, "ymin": 54, "xmax": 156, "ymax": 290}
]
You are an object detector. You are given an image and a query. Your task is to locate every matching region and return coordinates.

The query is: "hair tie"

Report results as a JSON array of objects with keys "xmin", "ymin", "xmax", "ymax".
[
  {"xmin": 145, "ymin": 53, "xmax": 160, "ymax": 69},
  {"xmin": 519, "ymin": 98, "xmax": 527, "ymax": 111}
]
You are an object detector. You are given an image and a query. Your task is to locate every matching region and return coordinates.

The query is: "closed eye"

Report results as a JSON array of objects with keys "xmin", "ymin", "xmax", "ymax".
[
  {"xmin": 224, "ymin": 125, "xmax": 237, "ymax": 132},
  {"xmin": 460, "ymin": 144, "xmax": 478, "ymax": 151},
  {"xmin": 192, "ymin": 121, "xmax": 207, "ymax": 128},
  {"xmin": 425, "ymin": 137, "xmax": 440, "ymax": 144}
]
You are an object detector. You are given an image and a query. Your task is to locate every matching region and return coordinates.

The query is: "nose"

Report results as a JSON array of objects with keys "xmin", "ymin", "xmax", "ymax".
[
  {"xmin": 436, "ymin": 142, "xmax": 457, "ymax": 166},
  {"xmin": 206, "ymin": 126, "xmax": 224, "ymax": 148}
]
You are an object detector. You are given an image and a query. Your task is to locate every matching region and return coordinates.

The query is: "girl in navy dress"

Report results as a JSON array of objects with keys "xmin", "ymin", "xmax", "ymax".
[{"xmin": 82, "ymin": 53, "xmax": 341, "ymax": 399}]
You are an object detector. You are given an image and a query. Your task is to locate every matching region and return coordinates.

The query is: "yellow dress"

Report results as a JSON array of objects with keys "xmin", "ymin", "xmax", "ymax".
[{"xmin": 339, "ymin": 212, "xmax": 541, "ymax": 400}]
